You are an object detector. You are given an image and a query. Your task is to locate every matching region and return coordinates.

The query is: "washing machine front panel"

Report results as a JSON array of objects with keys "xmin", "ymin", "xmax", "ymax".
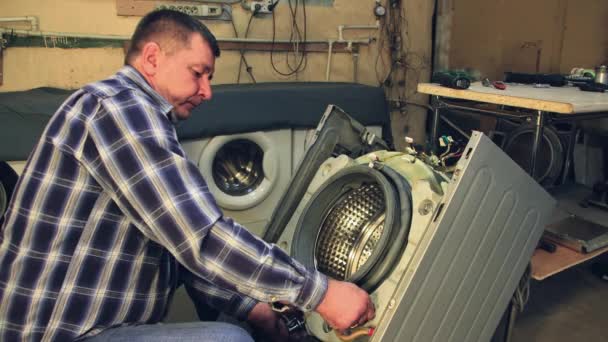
[
  {"xmin": 285, "ymin": 151, "xmax": 447, "ymax": 342},
  {"xmin": 182, "ymin": 129, "xmax": 293, "ymax": 237}
]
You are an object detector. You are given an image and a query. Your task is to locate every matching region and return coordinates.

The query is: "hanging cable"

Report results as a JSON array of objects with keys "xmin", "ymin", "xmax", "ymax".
[
  {"xmin": 270, "ymin": 0, "xmax": 307, "ymax": 77},
  {"xmin": 285, "ymin": 0, "xmax": 307, "ymax": 73},
  {"xmin": 376, "ymin": 0, "xmax": 429, "ymax": 107},
  {"xmin": 231, "ymin": 13, "xmax": 257, "ymax": 84}
]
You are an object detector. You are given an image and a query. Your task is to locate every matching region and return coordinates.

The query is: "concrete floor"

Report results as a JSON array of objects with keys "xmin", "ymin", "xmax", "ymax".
[
  {"xmin": 507, "ymin": 184, "xmax": 608, "ymax": 342},
  {"xmin": 512, "ymin": 257, "xmax": 608, "ymax": 342}
]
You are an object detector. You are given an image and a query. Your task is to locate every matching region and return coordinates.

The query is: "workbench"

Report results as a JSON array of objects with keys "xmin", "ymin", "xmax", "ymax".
[
  {"xmin": 418, "ymin": 81, "xmax": 608, "ymax": 342},
  {"xmin": 418, "ymin": 82, "xmax": 608, "ymax": 179}
]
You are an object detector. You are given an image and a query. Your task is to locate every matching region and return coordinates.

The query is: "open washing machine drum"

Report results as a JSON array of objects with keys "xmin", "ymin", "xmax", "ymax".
[
  {"xmin": 264, "ymin": 106, "xmax": 556, "ymax": 342},
  {"xmin": 290, "ymin": 155, "xmax": 444, "ymax": 292}
]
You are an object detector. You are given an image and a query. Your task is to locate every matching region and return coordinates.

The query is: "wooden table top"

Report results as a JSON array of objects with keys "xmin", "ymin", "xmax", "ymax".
[{"xmin": 417, "ymin": 82, "xmax": 608, "ymax": 114}]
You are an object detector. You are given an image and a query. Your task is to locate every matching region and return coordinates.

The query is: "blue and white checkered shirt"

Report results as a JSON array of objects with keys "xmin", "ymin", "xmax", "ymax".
[{"xmin": 0, "ymin": 66, "xmax": 327, "ymax": 341}]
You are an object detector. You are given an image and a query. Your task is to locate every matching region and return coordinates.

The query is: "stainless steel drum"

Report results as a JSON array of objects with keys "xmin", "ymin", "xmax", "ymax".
[{"xmin": 314, "ymin": 183, "xmax": 386, "ymax": 280}]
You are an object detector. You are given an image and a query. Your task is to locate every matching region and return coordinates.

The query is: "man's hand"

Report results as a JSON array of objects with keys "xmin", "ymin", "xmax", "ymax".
[{"xmin": 315, "ymin": 279, "xmax": 375, "ymax": 331}]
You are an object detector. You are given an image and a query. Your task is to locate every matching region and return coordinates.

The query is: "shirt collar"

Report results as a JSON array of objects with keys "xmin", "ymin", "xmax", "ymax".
[{"xmin": 116, "ymin": 65, "xmax": 175, "ymax": 117}]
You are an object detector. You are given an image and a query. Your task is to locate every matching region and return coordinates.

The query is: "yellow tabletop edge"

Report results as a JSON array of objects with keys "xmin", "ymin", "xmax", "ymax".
[{"xmin": 417, "ymin": 83, "xmax": 574, "ymax": 114}]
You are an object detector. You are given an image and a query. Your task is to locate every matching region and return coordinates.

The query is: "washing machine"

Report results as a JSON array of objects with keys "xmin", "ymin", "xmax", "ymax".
[
  {"xmin": 180, "ymin": 126, "xmax": 385, "ymax": 238},
  {"xmin": 264, "ymin": 105, "xmax": 556, "ymax": 342},
  {"xmin": 181, "ymin": 129, "xmax": 293, "ymax": 237}
]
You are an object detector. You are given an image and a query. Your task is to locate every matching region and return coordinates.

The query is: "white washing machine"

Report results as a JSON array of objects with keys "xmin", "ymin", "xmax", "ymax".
[
  {"xmin": 181, "ymin": 126, "xmax": 384, "ymax": 238},
  {"xmin": 265, "ymin": 106, "xmax": 556, "ymax": 342},
  {"xmin": 181, "ymin": 129, "xmax": 293, "ymax": 237}
]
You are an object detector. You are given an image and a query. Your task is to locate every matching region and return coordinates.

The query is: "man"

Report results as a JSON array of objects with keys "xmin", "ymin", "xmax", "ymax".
[{"xmin": 0, "ymin": 9, "xmax": 374, "ymax": 342}]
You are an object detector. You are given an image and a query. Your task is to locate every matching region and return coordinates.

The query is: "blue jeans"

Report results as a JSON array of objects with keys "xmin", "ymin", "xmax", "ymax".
[{"xmin": 83, "ymin": 322, "xmax": 254, "ymax": 342}]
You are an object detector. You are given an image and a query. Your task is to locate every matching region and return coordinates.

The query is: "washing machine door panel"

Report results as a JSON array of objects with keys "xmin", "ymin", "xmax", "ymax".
[
  {"xmin": 263, "ymin": 105, "xmax": 390, "ymax": 243},
  {"xmin": 371, "ymin": 132, "xmax": 556, "ymax": 342}
]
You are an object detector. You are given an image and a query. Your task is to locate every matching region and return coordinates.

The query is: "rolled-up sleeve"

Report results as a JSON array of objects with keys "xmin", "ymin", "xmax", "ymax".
[{"xmin": 75, "ymin": 93, "xmax": 327, "ymax": 313}]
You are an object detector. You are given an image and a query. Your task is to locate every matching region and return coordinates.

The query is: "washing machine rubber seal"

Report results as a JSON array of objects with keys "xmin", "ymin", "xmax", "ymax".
[{"xmin": 291, "ymin": 164, "xmax": 412, "ymax": 292}]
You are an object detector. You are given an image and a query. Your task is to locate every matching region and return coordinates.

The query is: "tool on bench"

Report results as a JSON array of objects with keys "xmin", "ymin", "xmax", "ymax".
[
  {"xmin": 578, "ymin": 82, "xmax": 608, "ymax": 93},
  {"xmin": 482, "ymin": 78, "xmax": 507, "ymax": 90},
  {"xmin": 432, "ymin": 70, "xmax": 472, "ymax": 90}
]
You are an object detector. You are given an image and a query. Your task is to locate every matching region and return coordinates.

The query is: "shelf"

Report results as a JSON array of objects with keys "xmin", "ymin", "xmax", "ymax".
[
  {"xmin": 531, "ymin": 184, "xmax": 608, "ymax": 280},
  {"xmin": 531, "ymin": 241, "xmax": 608, "ymax": 281}
]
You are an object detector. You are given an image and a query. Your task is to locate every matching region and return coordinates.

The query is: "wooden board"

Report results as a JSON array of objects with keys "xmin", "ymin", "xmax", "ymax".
[
  {"xmin": 116, "ymin": 0, "xmax": 155, "ymax": 16},
  {"xmin": 531, "ymin": 241, "xmax": 608, "ymax": 281},
  {"xmin": 417, "ymin": 82, "xmax": 608, "ymax": 114}
]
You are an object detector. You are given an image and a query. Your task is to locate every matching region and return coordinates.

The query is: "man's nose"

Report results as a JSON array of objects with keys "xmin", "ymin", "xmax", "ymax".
[{"xmin": 198, "ymin": 77, "xmax": 212, "ymax": 100}]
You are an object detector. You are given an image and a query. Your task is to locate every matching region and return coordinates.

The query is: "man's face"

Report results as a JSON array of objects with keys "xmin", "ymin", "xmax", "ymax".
[{"xmin": 155, "ymin": 33, "xmax": 215, "ymax": 120}]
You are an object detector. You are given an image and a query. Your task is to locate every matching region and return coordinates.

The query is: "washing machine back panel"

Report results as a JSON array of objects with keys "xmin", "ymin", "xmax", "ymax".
[{"xmin": 373, "ymin": 132, "xmax": 556, "ymax": 342}]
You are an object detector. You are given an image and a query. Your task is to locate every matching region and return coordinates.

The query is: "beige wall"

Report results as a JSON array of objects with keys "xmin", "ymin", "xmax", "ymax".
[
  {"xmin": 447, "ymin": 0, "xmax": 608, "ymax": 80},
  {"xmin": 0, "ymin": 0, "xmax": 390, "ymax": 91}
]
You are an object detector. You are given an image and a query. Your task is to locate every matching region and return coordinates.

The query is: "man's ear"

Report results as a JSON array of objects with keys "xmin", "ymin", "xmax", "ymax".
[{"xmin": 140, "ymin": 41, "xmax": 162, "ymax": 76}]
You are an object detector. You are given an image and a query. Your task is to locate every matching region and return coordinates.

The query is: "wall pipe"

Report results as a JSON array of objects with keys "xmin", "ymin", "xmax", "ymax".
[
  {"xmin": 0, "ymin": 22, "xmax": 372, "ymax": 82},
  {"xmin": 0, "ymin": 27, "xmax": 371, "ymax": 45},
  {"xmin": 0, "ymin": 17, "xmax": 38, "ymax": 31},
  {"xmin": 335, "ymin": 22, "xmax": 378, "ymax": 82},
  {"xmin": 337, "ymin": 21, "xmax": 379, "ymax": 42},
  {"xmin": 325, "ymin": 40, "xmax": 334, "ymax": 81}
]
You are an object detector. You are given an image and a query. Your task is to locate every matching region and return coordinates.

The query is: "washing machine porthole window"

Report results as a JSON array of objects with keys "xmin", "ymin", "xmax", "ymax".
[{"xmin": 212, "ymin": 139, "xmax": 265, "ymax": 196}]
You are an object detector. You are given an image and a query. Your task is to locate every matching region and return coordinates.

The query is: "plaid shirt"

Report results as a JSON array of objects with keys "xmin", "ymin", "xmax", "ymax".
[{"xmin": 0, "ymin": 66, "xmax": 327, "ymax": 341}]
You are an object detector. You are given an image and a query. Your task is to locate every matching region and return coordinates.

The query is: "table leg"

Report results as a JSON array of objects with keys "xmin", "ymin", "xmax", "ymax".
[
  {"xmin": 431, "ymin": 95, "xmax": 441, "ymax": 153},
  {"xmin": 530, "ymin": 110, "xmax": 546, "ymax": 178},
  {"xmin": 560, "ymin": 122, "xmax": 578, "ymax": 185}
]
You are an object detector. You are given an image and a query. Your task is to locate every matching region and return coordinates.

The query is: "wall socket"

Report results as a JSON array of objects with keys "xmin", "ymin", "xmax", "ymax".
[
  {"xmin": 249, "ymin": 0, "xmax": 274, "ymax": 14},
  {"xmin": 156, "ymin": 3, "xmax": 223, "ymax": 17}
]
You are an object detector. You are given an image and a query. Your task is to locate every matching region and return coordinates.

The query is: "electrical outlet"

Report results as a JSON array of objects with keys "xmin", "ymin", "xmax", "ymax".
[
  {"xmin": 156, "ymin": 3, "xmax": 223, "ymax": 17},
  {"xmin": 249, "ymin": 0, "xmax": 274, "ymax": 14}
]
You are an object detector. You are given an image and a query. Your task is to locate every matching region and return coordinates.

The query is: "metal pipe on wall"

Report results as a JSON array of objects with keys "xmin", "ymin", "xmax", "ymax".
[
  {"xmin": 0, "ymin": 19, "xmax": 372, "ymax": 82},
  {"xmin": 0, "ymin": 16, "xmax": 38, "ymax": 31},
  {"xmin": 325, "ymin": 40, "xmax": 334, "ymax": 81}
]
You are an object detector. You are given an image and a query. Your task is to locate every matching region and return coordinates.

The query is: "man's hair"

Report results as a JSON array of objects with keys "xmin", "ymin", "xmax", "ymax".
[{"xmin": 124, "ymin": 9, "xmax": 220, "ymax": 65}]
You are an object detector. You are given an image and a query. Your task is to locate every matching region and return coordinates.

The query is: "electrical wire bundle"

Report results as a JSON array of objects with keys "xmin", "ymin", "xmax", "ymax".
[
  {"xmin": 375, "ymin": 0, "xmax": 427, "ymax": 106},
  {"xmin": 232, "ymin": 5, "xmax": 257, "ymax": 84},
  {"xmin": 270, "ymin": 0, "xmax": 307, "ymax": 77}
]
